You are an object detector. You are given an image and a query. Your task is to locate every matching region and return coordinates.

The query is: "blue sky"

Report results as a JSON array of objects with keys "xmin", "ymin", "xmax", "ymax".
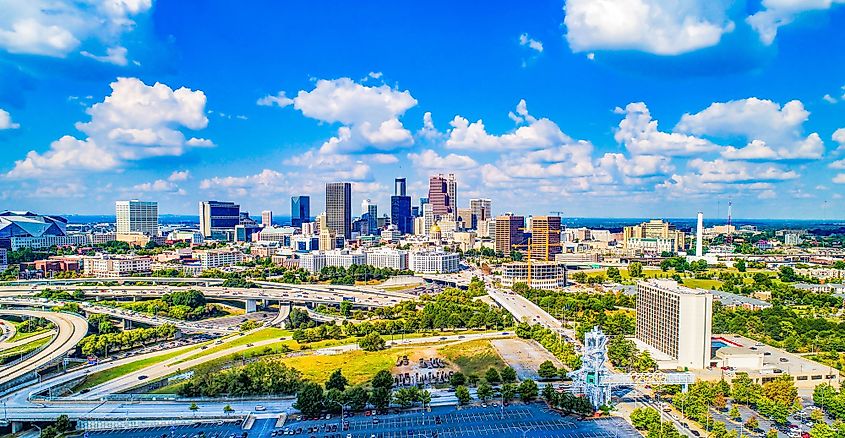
[{"xmin": 1, "ymin": 0, "xmax": 845, "ymax": 219}]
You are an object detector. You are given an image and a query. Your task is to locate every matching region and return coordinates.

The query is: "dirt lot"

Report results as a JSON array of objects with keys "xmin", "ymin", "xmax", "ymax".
[{"xmin": 491, "ymin": 338, "xmax": 563, "ymax": 380}]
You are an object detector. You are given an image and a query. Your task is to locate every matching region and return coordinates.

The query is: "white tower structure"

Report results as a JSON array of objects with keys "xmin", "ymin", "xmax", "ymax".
[{"xmin": 695, "ymin": 211, "xmax": 704, "ymax": 257}]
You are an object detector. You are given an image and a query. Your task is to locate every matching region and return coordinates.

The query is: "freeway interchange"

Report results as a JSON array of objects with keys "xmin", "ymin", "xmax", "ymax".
[{"xmin": 0, "ymin": 273, "xmax": 571, "ymax": 430}]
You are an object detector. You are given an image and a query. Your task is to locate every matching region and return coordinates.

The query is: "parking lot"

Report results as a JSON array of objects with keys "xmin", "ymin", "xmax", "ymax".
[
  {"xmin": 281, "ymin": 403, "xmax": 639, "ymax": 438},
  {"xmin": 82, "ymin": 404, "xmax": 639, "ymax": 438},
  {"xmin": 85, "ymin": 419, "xmax": 248, "ymax": 438}
]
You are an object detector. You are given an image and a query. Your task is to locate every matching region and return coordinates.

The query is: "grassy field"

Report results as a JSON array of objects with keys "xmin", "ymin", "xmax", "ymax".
[
  {"xmin": 9, "ymin": 326, "xmax": 53, "ymax": 342},
  {"xmin": 280, "ymin": 346, "xmax": 410, "ymax": 385},
  {"xmin": 439, "ymin": 339, "xmax": 507, "ymax": 376},
  {"xmin": 75, "ymin": 345, "xmax": 199, "ymax": 391},
  {"xmin": 0, "ymin": 336, "xmax": 51, "ymax": 363},
  {"xmin": 175, "ymin": 328, "xmax": 290, "ymax": 364}
]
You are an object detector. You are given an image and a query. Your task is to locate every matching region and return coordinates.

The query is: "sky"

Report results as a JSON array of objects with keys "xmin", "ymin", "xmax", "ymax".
[{"xmin": 1, "ymin": 0, "xmax": 845, "ymax": 220}]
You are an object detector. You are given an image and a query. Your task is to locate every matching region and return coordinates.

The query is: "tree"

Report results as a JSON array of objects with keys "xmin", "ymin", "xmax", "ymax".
[
  {"xmin": 731, "ymin": 373, "xmax": 760, "ymax": 405},
  {"xmin": 542, "ymin": 383, "xmax": 555, "ymax": 403},
  {"xmin": 734, "ymin": 259, "xmax": 746, "ymax": 272},
  {"xmin": 629, "ymin": 262, "xmax": 643, "ymax": 278},
  {"xmin": 420, "ymin": 390, "xmax": 431, "ymax": 410},
  {"xmin": 359, "ymin": 332, "xmax": 387, "ymax": 351},
  {"xmin": 455, "ymin": 385, "xmax": 471, "ymax": 405},
  {"xmin": 189, "ymin": 402, "xmax": 199, "ymax": 413},
  {"xmin": 54, "ymin": 414, "xmax": 73, "ymax": 433},
  {"xmin": 477, "ymin": 382, "xmax": 493, "ymax": 401},
  {"xmin": 372, "ymin": 369, "xmax": 394, "ymax": 390},
  {"xmin": 326, "ymin": 369, "xmax": 349, "ymax": 392},
  {"xmin": 728, "ymin": 406, "xmax": 740, "ymax": 421},
  {"xmin": 223, "ymin": 404, "xmax": 234, "ymax": 416},
  {"xmin": 370, "ymin": 387, "xmax": 391, "ymax": 411},
  {"xmin": 518, "ymin": 379, "xmax": 538, "ymax": 402},
  {"xmin": 765, "ymin": 429, "xmax": 778, "ymax": 438},
  {"xmin": 538, "ymin": 360, "xmax": 558, "ymax": 380},
  {"xmin": 450, "ymin": 372, "xmax": 466, "ymax": 388},
  {"xmin": 501, "ymin": 383, "xmax": 517, "ymax": 402},
  {"xmin": 500, "ymin": 366, "xmax": 517, "ymax": 383},
  {"xmin": 467, "ymin": 374, "xmax": 480, "ymax": 387},
  {"xmin": 295, "ymin": 382, "xmax": 325, "ymax": 417},
  {"xmin": 606, "ymin": 267, "xmax": 622, "ymax": 283},
  {"xmin": 393, "ymin": 387, "xmax": 420, "ymax": 408},
  {"xmin": 630, "ymin": 407, "xmax": 661, "ymax": 430},
  {"xmin": 343, "ymin": 385, "xmax": 370, "ymax": 411},
  {"xmin": 485, "ymin": 367, "xmax": 501, "ymax": 384},
  {"xmin": 811, "ymin": 408, "xmax": 824, "ymax": 423},
  {"xmin": 745, "ymin": 416, "xmax": 759, "ymax": 431},
  {"xmin": 713, "ymin": 393, "xmax": 727, "ymax": 411}
]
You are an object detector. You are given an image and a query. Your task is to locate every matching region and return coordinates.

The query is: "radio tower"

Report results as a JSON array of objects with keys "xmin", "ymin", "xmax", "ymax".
[{"xmin": 727, "ymin": 201, "xmax": 733, "ymax": 245}]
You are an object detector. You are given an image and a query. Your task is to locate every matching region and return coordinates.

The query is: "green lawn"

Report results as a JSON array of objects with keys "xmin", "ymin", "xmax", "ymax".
[
  {"xmin": 439, "ymin": 339, "xmax": 507, "ymax": 376},
  {"xmin": 76, "ymin": 344, "xmax": 202, "ymax": 391},
  {"xmin": 0, "ymin": 337, "xmax": 51, "ymax": 363},
  {"xmin": 9, "ymin": 326, "xmax": 53, "ymax": 343},
  {"xmin": 174, "ymin": 327, "xmax": 291, "ymax": 364}
]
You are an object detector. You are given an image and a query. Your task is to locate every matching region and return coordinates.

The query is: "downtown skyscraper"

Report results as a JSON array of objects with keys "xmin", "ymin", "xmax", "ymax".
[
  {"xmin": 326, "ymin": 182, "xmax": 352, "ymax": 239},
  {"xmin": 390, "ymin": 177, "xmax": 412, "ymax": 235},
  {"xmin": 427, "ymin": 173, "xmax": 456, "ymax": 218},
  {"xmin": 291, "ymin": 196, "xmax": 310, "ymax": 227}
]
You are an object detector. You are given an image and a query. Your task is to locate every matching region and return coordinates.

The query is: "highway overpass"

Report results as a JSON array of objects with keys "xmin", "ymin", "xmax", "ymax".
[{"xmin": 0, "ymin": 309, "xmax": 88, "ymax": 391}]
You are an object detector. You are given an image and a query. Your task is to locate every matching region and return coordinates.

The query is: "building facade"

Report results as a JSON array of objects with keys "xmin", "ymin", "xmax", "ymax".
[
  {"xmin": 326, "ymin": 182, "xmax": 352, "ymax": 239},
  {"xmin": 199, "ymin": 201, "xmax": 241, "ymax": 238},
  {"xmin": 291, "ymin": 196, "xmax": 310, "ymax": 228},
  {"xmin": 469, "ymin": 198, "xmax": 492, "ymax": 230},
  {"xmin": 623, "ymin": 219, "xmax": 686, "ymax": 254},
  {"xmin": 635, "ymin": 279, "xmax": 713, "ymax": 369},
  {"xmin": 115, "ymin": 200, "xmax": 159, "ymax": 237},
  {"xmin": 528, "ymin": 216, "xmax": 561, "ymax": 260},
  {"xmin": 83, "ymin": 255, "xmax": 152, "ymax": 277},
  {"xmin": 409, "ymin": 249, "xmax": 460, "ymax": 273},
  {"xmin": 501, "ymin": 261, "xmax": 566, "ymax": 290},
  {"xmin": 390, "ymin": 178, "xmax": 413, "ymax": 235},
  {"xmin": 494, "ymin": 214, "xmax": 525, "ymax": 254}
]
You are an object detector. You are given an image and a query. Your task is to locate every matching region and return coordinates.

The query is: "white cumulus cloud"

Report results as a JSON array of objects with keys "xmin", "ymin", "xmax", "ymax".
[
  {"xmin": 519, "ymin": 33, "xmax": 544, "ymax": 52},
  {"xmin": 0, "ymin": 108, "xmax": 20, "ymax": 129},
  {"xmin": 0, "ymin": 0, "xmax": 151, "ymax": 58},
  {"xmin": 447, "ymin": 100, "xmax": 570, "ymax": 151},
  {"xmin": 747, "ymin": 0, "xmax": 845, "ymax": 45},
  {"xmin": 8, "ymin": 77, "xmax": 211, "ymax": 178},
  {"xmin": 676, "ymin": 98, "xmax": 824, "ymax": 160},
  {"xmin": 408, "ymin": 149, "xmax": 478, "ymax": 170},
  {"xmin": 614, "ymin": 102, "xmax": 719, "ymax": 157},
  {"xmin": 563, "ymin": 0, "xmax": 734, "ymax": 55}
]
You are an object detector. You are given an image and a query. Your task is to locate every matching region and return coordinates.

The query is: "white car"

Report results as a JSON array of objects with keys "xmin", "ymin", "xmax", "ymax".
[{"xmin": 255, "ymin": 405, "xmax": 266, "ymax": 411}]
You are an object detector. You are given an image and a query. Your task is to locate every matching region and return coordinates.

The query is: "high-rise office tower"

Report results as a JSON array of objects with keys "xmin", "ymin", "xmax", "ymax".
[
  {"xmin": 115, "ymin": 200, "xmax": 159, "ymax": 236},
  {"xmin": 395, "ymin": 178, "xmax": 407, "ymax": 197},
  {"xmin": 361, "ymin": 199, "xmax": 378, "ymax": 235},
  {"xmin": 469, "ymin": 198, "xmax": 492, "ymax": 229},
  {"xmin": 199, "ymin": 201, "xmax": 240, "ymax": 238},
  {"xmin": 426, "ymin": 173, "xmax": 456, "ymax": 218},
  {"xmin": 494, "ymin": 214, "xmax": 525, "ymax": 254},
  {"xmin": 391, "ymin": 177, "xmax": 412, "ymax": 235},
  {"xmin": 529, "ymin": 216, "xmax": 562, "ymax": 260},
  {"xmin": 291, "ymin": 196, "xmax": 311, "ymax": 228},
  {"xmin": 326, "ymin": 182, "xmax": 352, "ymax": 239},
  {"xmin": 261, "ymin": 210, "xmax": 273, "ymax": 228}
]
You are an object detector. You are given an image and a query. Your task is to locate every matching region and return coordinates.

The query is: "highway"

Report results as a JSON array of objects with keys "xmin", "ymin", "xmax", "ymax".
[
  {"xmin": 0, "ymin": 309, "xmax": 88, "ymax": 386},
  {"xmin": 0, "ymin": 297, "xmax": 232, "ymax": 335}
]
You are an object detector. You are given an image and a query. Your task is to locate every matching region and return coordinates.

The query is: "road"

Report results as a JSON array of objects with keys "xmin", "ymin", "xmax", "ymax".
[
  {"xmin": 0, "ymin": 309, "xmax": 88, "ymax": 386},
  {"xmin": 0, "ymin": 330, "xmax": 54, "ymax": 352},
  {"xmin": 0, "ymin": 280, "xmax": 417, "ymax": 310},
  {"xmin": 0, "ymin": 318, "xmax": 16, "ymax": 343}
]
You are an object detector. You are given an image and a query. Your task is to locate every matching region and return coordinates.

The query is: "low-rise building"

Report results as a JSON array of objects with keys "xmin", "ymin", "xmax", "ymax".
[
  {"xmin": 366, "ymin": 248, "xmax": 408, "ymax": 270},
  {"xmin": 83, "ymin": 255, "xmax": 152, "ymax": 277},
  {"xmin": 501, "ymin": 261, "xmax": 566, "ymax": 290},
  {"xmin": 409, "ymin": 249, "xmax": 460, "ymax": 274},
  {"xmin": 195, "ymin": 249, "xmax": 245, "ymax": 270},
  {"xmin": 325, "ymin": 249, "xmax": 366, "ymax": 268}
]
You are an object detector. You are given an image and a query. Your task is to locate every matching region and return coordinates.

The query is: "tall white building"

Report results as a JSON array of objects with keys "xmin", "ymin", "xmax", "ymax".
[
  {"xmin": 636, "ymin": 279, "xmax": 713, "ymax": 370},
  {"xmin": 196, "ymin": 249, "xmax": 246, "ymax": 270},
  {"xmin": 115, "ymin": 200, "xmax": 159, "ymax": 237}
]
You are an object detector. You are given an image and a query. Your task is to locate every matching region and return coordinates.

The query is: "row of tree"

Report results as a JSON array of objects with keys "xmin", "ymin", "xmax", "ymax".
[
  {"xmin": 78, "ymin": 324, "xmax": 177, "ymax": 356},
  {"xmin": 179, "ymin": 360, "xmax": 302, "ymax": 397}
]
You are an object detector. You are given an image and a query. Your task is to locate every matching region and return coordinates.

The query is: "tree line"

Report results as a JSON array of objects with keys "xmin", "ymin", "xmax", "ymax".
[{"xmin": 78, "ymin": 324, "xmax": 177, "ymax": 356}]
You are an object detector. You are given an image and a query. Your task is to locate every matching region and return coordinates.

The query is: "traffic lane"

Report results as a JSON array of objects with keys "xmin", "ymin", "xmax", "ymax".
[{"xmin": 85, "ymin": 419, "xmax": 246, "ymax": 438}]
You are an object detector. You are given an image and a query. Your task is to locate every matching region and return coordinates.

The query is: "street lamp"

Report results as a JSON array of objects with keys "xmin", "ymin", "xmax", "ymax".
[{"xmin": 325, "ymin": 399, "xmax": 346, "ymax": 433}]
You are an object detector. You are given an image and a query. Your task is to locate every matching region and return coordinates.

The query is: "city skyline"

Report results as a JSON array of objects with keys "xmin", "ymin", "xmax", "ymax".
[{"xmin": 1, "ymin": 2, "xmax": 845, "ymax": 219}]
